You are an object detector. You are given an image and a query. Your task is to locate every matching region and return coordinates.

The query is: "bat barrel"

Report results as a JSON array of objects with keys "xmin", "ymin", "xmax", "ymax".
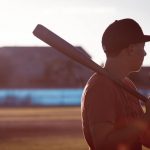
[{"xmin": 33, "ymin": 25, "xmax": 104, "ymax": 73}]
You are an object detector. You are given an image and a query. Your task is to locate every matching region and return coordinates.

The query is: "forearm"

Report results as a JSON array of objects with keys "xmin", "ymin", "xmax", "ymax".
[
  {"xmin": 102, "ymin": 119, "xmax": 148, "ymax": 149},
  {"xmin": 108, "ymin": 120, "xmax": 146, "ymax": 143},
  {"xmin": 91, "ymin": 120, "xmax": 148, "ymax": 149}
]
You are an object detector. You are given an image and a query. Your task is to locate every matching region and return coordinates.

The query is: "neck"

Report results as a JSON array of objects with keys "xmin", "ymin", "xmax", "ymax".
[{"xmin": 104, "ymin": 58, "xmax": 130, "ymax": 81}]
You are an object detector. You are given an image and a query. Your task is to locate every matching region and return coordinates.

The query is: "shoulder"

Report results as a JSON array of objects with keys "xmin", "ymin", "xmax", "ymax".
[
  {"xmin": 81, "ymin": 73, "xmax": 119, "ymax": 103},
  {"xmin": 81, "ymin": 73, "xmax": 118, "ymax": 124},
  {"xmin": 85, "ymin": 73, "xmax": 117, "ymax": 91}
]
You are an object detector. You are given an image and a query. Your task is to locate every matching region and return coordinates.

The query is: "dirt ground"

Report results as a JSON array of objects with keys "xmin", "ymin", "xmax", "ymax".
[
  {"xmin": 0, "ymin": 107, "xmax": 83, "ymax": 137},
  {"xmin": 0, "ymin": 119, "xmax": 82, "ymax": 139},
  {"xmin": 0, "ymin": 107, "xmax": 87, "ymax": 150}
]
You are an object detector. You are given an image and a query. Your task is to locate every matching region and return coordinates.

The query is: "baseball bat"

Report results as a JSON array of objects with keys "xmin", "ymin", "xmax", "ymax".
[{"xmin": 33, "ymin": 24, "xmax": 148, "ymax": 103}]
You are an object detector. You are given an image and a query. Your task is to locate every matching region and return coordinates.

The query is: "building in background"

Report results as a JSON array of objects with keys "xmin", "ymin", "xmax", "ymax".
[
  {"xmin": 0, "ymin": 46, "xmax": 93, "ymax": 88},
  {"xmin": 0, "ymin": 46, "xmax": 94, "ymax": 106}
]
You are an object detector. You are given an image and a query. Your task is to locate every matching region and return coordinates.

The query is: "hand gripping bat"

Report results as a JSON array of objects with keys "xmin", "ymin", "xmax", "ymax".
[{"xmin": 33, "ymin": 24, "xmax": 148, "ymax": 103}]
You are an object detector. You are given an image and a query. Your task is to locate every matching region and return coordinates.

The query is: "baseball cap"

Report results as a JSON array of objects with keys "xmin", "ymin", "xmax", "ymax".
[{"xmin": 102, "ymin": 18, "xmax": 150, "ymax": 56}]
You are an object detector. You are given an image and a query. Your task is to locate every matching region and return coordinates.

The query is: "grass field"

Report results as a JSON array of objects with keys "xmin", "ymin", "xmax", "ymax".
[{"xmin": 0, "ymin": 106, "xmax": 149, "ymax": 150}]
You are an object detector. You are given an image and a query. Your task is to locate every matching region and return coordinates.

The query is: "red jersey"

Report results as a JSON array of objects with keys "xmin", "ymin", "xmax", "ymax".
[{"xmin": 81, "ymin": 73, "xmax": 144, "ymax": 150}]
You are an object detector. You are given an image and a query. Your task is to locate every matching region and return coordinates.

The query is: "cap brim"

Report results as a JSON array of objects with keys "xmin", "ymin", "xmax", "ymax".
[{"xmin": 143, "ymin": 35, "xmax": 150, "ymax": 42}]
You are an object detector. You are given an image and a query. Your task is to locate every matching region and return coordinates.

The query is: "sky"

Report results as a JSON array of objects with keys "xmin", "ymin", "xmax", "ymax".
[{"xmin": 0, "ymin": 0, "xmax": 150, "ymax": 66}]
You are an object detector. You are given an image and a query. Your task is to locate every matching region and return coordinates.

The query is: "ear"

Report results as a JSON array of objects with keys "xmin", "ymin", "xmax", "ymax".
[{"xmin": 126, "ymin": 44, "xmax": 135, "ymax": 56}]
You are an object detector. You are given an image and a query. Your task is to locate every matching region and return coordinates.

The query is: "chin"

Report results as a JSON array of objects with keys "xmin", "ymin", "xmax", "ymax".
[
  {"xmin": 131, "ymin": 61, "xmax": 143, "ymax": 72},
  {"xmin": 132, "ymin": 66, "xmax": 142, "ymax": 73}
]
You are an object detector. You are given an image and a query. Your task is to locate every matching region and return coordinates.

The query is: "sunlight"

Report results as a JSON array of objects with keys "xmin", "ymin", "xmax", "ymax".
[
  {"xmin": 43, "ymin": 6, "xmax": 116, "ymax": 15},
  {"xmin": 0, "ymin": 0, "xmax": 149, "ymax": 65}
]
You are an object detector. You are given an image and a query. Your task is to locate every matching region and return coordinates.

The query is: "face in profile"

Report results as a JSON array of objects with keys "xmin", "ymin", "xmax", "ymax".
[{"xmin": 130, "ymin": 42, "xmax": 146, "ymax": 71}]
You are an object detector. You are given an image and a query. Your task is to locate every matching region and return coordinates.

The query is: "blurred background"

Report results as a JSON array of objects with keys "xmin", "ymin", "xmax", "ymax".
[{"xmin": 0, "ymin": 0, "xmax": 150, "ymax": 150}]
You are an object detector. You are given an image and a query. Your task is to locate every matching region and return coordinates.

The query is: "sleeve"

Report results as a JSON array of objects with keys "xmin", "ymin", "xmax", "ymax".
[{"xmin": 86, "ymin": 81, "xmax": 117, "ymax": 126}]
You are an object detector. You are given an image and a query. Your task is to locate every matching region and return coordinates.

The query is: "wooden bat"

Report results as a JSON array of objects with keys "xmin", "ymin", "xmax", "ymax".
[{"xmin": 33, "ymin": 24, "xmax": 148, "ymax": 103}]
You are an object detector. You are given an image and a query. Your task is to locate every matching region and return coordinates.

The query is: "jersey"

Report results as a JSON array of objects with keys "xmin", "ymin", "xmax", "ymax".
[{"xmin": 81, "ymin": 73, "xmax": 144, "ymax": 150}]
